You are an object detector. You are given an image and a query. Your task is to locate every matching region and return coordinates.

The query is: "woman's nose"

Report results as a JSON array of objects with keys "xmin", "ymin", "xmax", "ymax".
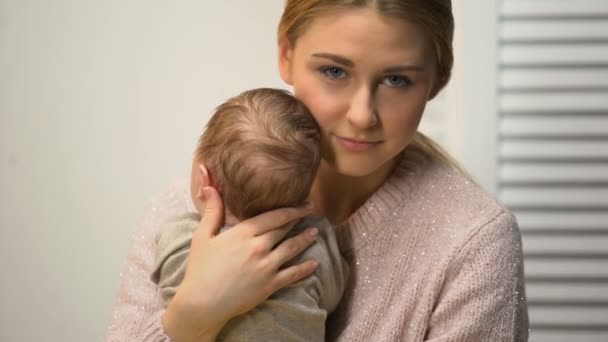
[{"xmin": 346, "ymin": 85, "xmax": 378, "ymax": 129}]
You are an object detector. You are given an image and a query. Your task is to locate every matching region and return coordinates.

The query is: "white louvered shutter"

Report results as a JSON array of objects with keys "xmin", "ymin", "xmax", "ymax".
[{"xmin": 498, "ymin": 1, "xmax": 608, "ymax": 341}]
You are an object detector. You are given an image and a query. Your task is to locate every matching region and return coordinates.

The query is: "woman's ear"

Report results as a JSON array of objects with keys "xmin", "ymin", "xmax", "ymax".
[{"xmin": 278, "ymin": 37, "xmax": 294, "ymax": 85}]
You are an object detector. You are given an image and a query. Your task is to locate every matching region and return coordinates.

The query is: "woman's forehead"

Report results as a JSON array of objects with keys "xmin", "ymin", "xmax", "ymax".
[{"xmin": 293, "ymin": 8, "xmax": 432, "ymax": 66}]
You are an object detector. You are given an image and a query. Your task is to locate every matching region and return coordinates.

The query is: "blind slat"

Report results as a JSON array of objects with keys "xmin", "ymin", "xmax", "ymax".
[
  {"xmin": 500, "ymin": 116, "xmax": 608, "ymax": 137},
  {"xmin": 513, "ymin": 211, "xmax": 608, "ymax": 231},
  {"xmin": 525, "ymin": 259, "xmax": 608, "ymax": 278},
  {"xmin": 529, "ymin": 306, "xmax": 608, "ymax": 326},
  {"xmin": 501, "ymin": 187, "xmax": 608, "ymax": 209},
  {"xmin": 502, "ymin": 0, "xmax": 608, "ymax": 17},
  {"xmin": 500, "ymin": 163, "xmax": 608, "ymax": 184},
  {"xmin": 522, "ymin": 235, "xmax": 608, "ymax": 255},
  {"xmin": 501, "ymin": 68, "xmax": 608, "ymax": 89},
  {"xmin": 500, "ymin": 93, "xmax": 608, "ymax": 112},
  {"xmin": 527, "ymin": 283, "xmax": 608, "ymax": 302},
  {"xmin": 501, "ymin": 44, "xmax": 608, "ymax": 66},
  {"xmin": 500, "ymin": 141, "xmax": 608, "ymax": 160},
  {"xmin": 501, "ymin": 21, "xmax": 608, "ymax": 41},
  {"xmin": 529, "ymin": 332, "xmax": 608, "ymax": 342}
]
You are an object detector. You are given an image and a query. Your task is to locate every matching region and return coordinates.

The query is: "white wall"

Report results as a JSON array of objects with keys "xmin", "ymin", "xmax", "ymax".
[
  {"xmin": 0, "ymin": 1, "xmax": 286, "ymax": 340},
  {"xmin": 0, "ymin": 1, "xmax": 483, "ymax": 341}
]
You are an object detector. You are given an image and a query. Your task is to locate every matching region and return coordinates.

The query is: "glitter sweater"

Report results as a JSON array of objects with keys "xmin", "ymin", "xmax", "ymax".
[{"xmin": 106, "ymin": 149, "xmax": 529, "ymax": 341}]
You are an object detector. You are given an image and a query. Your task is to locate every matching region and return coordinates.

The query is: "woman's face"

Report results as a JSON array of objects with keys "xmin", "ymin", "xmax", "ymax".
[{"xmin": 279, "ymin": 8, "xmax": 437, "ymax": 177}]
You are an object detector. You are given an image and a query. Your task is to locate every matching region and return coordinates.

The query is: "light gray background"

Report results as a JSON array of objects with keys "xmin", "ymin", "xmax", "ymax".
[{"xmin": 0, "ymin": 1, "xmax": 494, "ymax": 341}]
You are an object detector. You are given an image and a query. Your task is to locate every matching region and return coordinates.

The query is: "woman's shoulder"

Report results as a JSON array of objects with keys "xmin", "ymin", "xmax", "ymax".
[
  {"xmin": 385, "ymin": 149, "xmax": 519, "ymax": 245},
  {"xmin": 407, "ymin": 154, "xmax": 520, "ymax": 246},
  {"xmin": 138, "ymin": 177, "xmax": 195, "ymax": 238}
]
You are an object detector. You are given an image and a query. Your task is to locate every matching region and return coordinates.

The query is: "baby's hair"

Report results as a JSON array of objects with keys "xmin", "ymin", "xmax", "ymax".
[{"xmin": 196, "ymin": 88, "xmax": 321, "ymax": 220}]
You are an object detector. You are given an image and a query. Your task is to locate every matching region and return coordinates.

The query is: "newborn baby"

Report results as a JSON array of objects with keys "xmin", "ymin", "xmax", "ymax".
[{"xmin": 150, "ymin": 88, "xmax": 349, "ymax": 341}]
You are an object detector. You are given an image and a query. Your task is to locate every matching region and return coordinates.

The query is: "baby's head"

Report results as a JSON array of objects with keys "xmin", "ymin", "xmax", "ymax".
[{"xmin": 192, "ymin": 88, "xmax": 320, "ymax": 222}]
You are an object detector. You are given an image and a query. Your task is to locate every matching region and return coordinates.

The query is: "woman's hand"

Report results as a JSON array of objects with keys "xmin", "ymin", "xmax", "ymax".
[{"xmin": 162, "ymin": 185, "xmax": 319, "ymax": 342}]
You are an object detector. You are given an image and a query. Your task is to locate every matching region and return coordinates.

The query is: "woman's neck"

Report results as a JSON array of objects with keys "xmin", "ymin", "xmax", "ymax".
[{"xmin": 311, "ymin": 157, "xmax": 397, "ymax": 224}]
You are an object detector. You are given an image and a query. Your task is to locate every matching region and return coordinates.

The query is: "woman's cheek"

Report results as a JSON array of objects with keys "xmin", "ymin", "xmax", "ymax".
[
  {"xmin": 297, "ymin": 83, "xmax": 341, "ymax": 128},
  {"xmin": 310, "ymin": 96, "xmax": 340, "ymax": 128},
  {"xmin": 292, "ymin": 73, "xmax": 319, "ymax": 111}
]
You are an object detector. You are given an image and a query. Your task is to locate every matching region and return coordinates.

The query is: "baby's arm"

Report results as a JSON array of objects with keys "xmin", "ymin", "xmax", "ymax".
[
  {"xmin": 150, "ymin": 213, "xmax": 200, "ymax": 305},
  {"xmin": 152, "ymin": 215, "xmax": 347, "ymax": 342},
  {"xmin": 217, "ymin": 216, "xmax": 348, "ymax": 342},
  {"xmin": 218, "ymin": 275, "xmax": 326, "ymax": 341}
]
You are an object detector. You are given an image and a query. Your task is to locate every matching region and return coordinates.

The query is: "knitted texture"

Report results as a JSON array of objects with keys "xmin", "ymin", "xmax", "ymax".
[{"xmin": 106, "ymin": 150, "xmax": 529, "ymax": 341}]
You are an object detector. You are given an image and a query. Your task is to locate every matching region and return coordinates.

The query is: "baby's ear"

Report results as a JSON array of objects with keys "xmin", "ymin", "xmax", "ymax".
[
  {"xmin": 197, "ymin": 163, "xmax": 210, "ymax": 188},
  {"xmin": 190, "ymin": 161, "xmax": 211, "ymax": 213}
]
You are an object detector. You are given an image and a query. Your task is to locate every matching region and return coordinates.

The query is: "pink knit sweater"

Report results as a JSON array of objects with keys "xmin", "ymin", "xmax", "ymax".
[{"xmin": 106, "ymin": 150, "xmax": 529, "ymax": 341}]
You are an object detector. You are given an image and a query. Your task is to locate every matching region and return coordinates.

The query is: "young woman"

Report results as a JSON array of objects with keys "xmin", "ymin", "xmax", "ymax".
[{"xmin": 107, "ymin": 1, "xmax": 529, "ymax": 341}]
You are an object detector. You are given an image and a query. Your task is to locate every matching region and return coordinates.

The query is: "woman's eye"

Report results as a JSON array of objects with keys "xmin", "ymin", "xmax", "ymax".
[
  {"xmin": 383, "ymin": 75, "xmax": 412, "ymax": 87},
  {"xmin": 320, "ymin": 66, "xmax": 347, "ymax": 80}
]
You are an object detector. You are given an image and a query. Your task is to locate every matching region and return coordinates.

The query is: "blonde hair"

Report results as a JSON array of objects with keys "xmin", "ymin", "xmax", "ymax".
[
  {"xmin": 196, "ymin": 88, "xmax": 321, "ymax": 219},
  {"xmin": 278, "ymin": 0, "xmax": 465, "ymax": 173}
]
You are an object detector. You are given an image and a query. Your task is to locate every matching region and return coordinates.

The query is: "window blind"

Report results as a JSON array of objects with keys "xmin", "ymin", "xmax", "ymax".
[{"xmin": 498, "ymin": 1, "xmax": 608, "ymax": 341}]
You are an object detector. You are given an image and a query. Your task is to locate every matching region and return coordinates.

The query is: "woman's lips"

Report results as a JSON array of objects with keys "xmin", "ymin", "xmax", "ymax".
[{"xmin": 334, "ymin": 135, "xmax": 382, "ymax": 152}]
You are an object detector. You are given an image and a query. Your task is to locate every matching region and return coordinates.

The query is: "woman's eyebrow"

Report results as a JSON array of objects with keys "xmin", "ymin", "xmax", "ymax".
[
  {"xmin": 383, "ymin": 65, "xmax": 426, "ymax": 73},
  {"xmin": 311, "ymin": 53, "xmax": 354, "ymax": 67}
]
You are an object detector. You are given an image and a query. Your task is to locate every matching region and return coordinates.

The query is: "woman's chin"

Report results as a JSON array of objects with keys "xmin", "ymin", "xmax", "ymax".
[{"xmin": 329, "ymin": 157, "xmax": 391, "ymax": 179}]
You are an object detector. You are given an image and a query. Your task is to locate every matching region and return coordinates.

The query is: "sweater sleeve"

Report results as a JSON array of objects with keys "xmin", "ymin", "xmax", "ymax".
[
  {"xmin": 425, "ymin": 210, "xmax": 529, "ymax": 342},
  {"xmin": 106, "ymin": 183, "xmax": 192, "ymax": 342}
]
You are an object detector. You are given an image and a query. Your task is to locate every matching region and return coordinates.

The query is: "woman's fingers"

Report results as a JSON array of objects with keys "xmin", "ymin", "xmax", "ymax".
[
  {"xmin": 270, "ymin": 260, "xmax": 319, "ymax": 293},
  {"xmin": 195, "ymin": 186, "xmax": 224, "ymax": 238},
  {"xmin": 257, "ymin": 220, "xmax": 298, "ymax": 250},
  {"xmin": 242, "ymin": 204, "xmax": 314, "ymax": 237},
  {"xmin": 268, "ymin": 227, "xmax": 319, "ymax": 268}
]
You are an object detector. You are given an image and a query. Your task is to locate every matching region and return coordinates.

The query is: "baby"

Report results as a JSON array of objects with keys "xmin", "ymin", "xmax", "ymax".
[{"xmin": 150, "ymin": 88, "xmax": 349, "ymax": 341}]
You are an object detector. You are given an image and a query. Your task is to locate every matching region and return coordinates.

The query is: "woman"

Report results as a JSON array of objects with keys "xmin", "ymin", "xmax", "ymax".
[{"xmin": 107, "ymin": 1, "xmax": 529, "ymax": 341}]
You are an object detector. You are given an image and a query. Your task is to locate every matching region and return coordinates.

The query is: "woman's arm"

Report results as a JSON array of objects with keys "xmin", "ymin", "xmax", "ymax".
[
  {"xmin": 425, "ymin": 211, "xmax": 529, "ymax": 341},
  {"xmin": 105, "ymin": 186, "xmax": 184, "ymax": 341}
]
